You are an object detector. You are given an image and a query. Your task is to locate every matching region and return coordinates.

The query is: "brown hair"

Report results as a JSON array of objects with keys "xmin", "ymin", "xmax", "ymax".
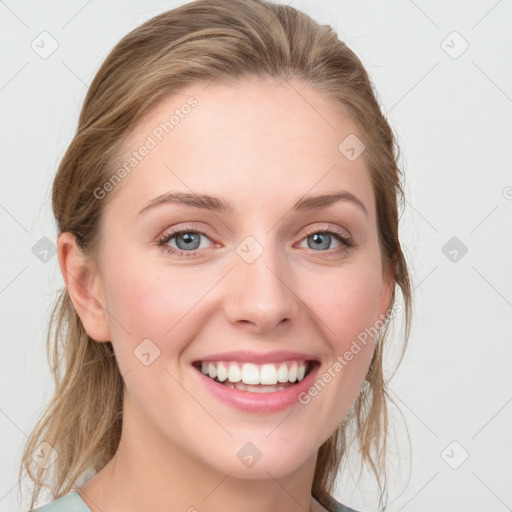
[{"xmin": 19, "ymin": 0, "xmax": 412, "ymax": 510}]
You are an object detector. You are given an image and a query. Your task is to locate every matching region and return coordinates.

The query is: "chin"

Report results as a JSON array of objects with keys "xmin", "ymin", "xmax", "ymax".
[{"xmin": 199, "ymin": 440, "xmax": 316, "ymax": 480}]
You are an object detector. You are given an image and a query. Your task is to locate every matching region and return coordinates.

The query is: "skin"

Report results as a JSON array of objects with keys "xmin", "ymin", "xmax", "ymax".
[{"xmin": 58, "ymin": 77, "xmax": 393, "ymax": 512}]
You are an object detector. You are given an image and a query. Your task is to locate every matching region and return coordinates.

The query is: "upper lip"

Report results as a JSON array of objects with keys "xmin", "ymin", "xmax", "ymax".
[{"xmin": 192, "ymin": 350, "xmax": 320, "ymax": 365}]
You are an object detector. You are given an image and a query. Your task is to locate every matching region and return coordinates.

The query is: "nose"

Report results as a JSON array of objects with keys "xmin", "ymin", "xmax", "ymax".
[{"xmin": 223, "ymin": 241, "xmax": 300, "ymax": 335}]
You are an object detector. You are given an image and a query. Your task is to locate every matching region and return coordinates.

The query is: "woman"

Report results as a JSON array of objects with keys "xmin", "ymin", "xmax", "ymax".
[{"xmin": 20, "ymin": 1, "xmax": 412, "ymax": 511}]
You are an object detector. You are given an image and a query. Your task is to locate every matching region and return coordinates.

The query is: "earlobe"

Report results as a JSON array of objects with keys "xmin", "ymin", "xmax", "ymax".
[{"xmin": 57, "ymin": 232, "xmax": 111, "ymax": 342}]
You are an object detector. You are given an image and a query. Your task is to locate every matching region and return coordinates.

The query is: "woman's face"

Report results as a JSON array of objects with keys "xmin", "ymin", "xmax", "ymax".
[{"xmin": 80, "ymin": 77, "xmax": 392, "ymax": 479}]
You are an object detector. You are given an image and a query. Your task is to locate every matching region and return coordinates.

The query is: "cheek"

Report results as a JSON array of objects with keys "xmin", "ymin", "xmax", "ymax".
[
  {"xmin": 102, "ymin": 261, "xmax": 211, "ymax": 364},
  {"xmin": 307, "ymin": 262, "xmax": 383, "ymax": 348},
  {"xmin": 294, "ymin": 263, "xmax": 383, "ymax": 431}
]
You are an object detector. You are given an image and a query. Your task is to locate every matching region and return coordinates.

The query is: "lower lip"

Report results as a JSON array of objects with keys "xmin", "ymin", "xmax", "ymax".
[{"xmin": 192, "ymin": 362, "xmax": 320, "ymax": 413}]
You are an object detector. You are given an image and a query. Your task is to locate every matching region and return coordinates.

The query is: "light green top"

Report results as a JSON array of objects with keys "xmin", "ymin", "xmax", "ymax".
[
  {"xmin": 31, "ymin": 490, "xmax": 359, "ymax": 512},
  {"xmin": 31, "ymin": 492, "xmax": 91, "ymax": 512}
]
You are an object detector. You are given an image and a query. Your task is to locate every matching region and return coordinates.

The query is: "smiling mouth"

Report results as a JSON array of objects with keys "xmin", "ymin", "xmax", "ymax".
[{"xmin": 192, "ymin": 360, "xmax": 319, "ymax": 393}]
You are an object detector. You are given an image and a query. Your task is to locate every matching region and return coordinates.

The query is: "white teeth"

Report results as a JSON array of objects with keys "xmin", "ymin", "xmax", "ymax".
[
  {"xmin": 227, "ymin": 363, "xmax": 241, "ymax": 383},
  {"xmin": 216, "ymin": 362, "xmax": 228, "ymax": 382},
  {"xmin": 240, "ymin": 363, "xmax": 259, "ymax": 385},
  {"xmin": 288, "ymin": 362, "xmax": 298, "ymax": 382},
  {"xmin": 260, "ymin": 364, "xmax": 278, "ymax": 385},
  {"xmin": 277, "ymin": 363, "xmax": 288, "ymax": 383},
  {"xmin": 198, "ymin": 359, "xmax": 311, "ymax": 385}
]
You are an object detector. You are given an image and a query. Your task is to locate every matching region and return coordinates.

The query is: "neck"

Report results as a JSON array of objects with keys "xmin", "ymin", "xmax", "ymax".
[{"xmin": 78, "ymin": 391, "xmax": 323, "ymax": 512}]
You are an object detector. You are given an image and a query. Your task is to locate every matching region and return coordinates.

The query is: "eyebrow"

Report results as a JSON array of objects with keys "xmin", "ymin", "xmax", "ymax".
[{"xmin": 138, "ymin": 190, "xmax": 368, "ymax": 217}]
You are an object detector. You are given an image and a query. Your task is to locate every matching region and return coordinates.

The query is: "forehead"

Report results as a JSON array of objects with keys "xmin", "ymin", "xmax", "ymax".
[{"xmin": 103, "ymin": 77, "xmax": 375, "ymax": 220}]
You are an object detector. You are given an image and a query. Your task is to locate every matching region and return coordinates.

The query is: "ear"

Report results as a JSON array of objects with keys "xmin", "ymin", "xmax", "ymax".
[
  {"xmin": 57, "ymin": 231, "xmax": 111, "ymax": 342},
  {"xmin": 377, "ymin": 262, "xmax": 395, "ymax": 320}
]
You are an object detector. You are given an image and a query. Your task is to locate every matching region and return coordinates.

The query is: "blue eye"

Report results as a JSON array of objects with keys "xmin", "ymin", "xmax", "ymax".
[
  {"xmin": 169, "ymin": 231, "xmax": 203, "ymax": 250},
  {"xmin": 158, "ymin": 227, "xmax": 213, "ymax": 257},
  {"xmin": 157, "ymin": 224, "xmax": 354, "ymax": 258},
  {"xmin": 299, "ymin": 227, "xmax": 354, "ymax": 252}
]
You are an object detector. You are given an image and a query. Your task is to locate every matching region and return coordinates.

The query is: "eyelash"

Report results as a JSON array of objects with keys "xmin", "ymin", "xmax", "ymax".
[{"xmin": 156, "ymin": 223, "xmax": 355, "ymax": 259}]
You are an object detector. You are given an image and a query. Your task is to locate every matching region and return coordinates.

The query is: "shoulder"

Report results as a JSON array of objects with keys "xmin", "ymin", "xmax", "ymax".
[
  {"xmin": 322, "ymin": 495, "xmax": 363, "ymax": 512},
  {"xmin": 313, "ymin": 494, "xmax": 363, "ymax": 512},
  {"xmin": 331, "ymin": 501, "xmax": 363, "ymax": 512},
  {"xmin": 333, "ymin": 503, "xmax": 363, "ymax": 512},
  {"xmin": 30, "ymin": 491, "xmax": 91, "ymax": 512}
]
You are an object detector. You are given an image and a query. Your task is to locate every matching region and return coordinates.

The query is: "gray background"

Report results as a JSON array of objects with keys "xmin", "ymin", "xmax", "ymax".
[{"xmin": 1, "ymin": 1, "xmax": 511, "ymax": 511}]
